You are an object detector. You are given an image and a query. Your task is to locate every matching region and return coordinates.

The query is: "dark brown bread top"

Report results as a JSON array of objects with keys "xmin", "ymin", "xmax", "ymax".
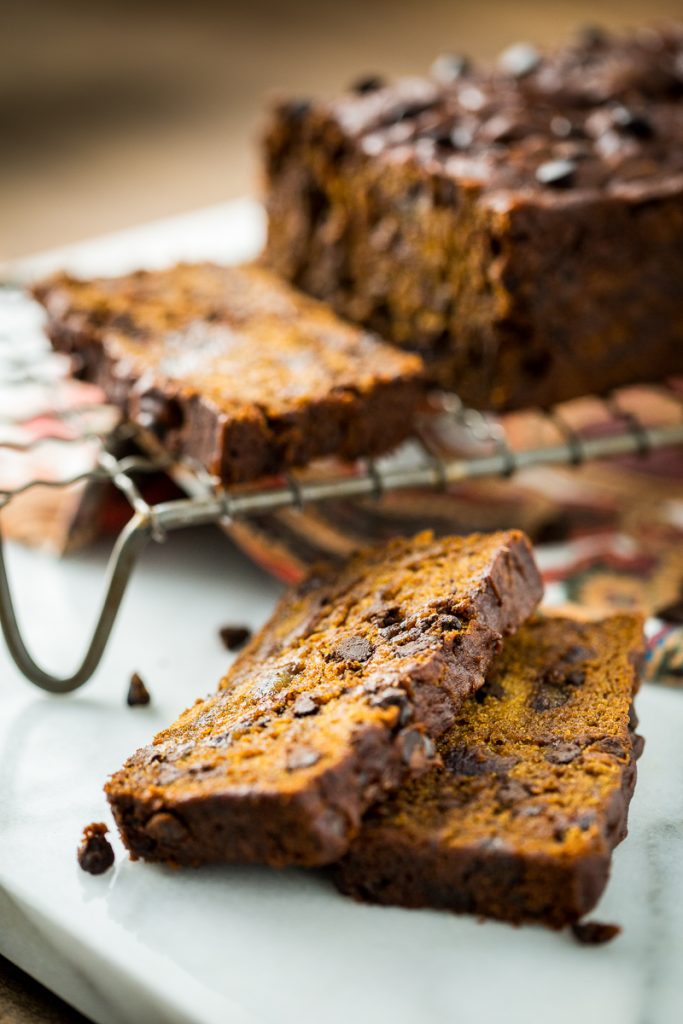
[
  {"xmin": 105, "ymin": 530, "xmax": 542, "ymax": 868},
  {"xmin": 33, "ymin": 262, "xmax": 424, "ymax": 483},
  {"xmin": 335, "ymin": 613, "xmax": 644, "ymax": 928},
  {"xmin": 271, "ymin": 24, "xmax": 683, "ymax": 208}
]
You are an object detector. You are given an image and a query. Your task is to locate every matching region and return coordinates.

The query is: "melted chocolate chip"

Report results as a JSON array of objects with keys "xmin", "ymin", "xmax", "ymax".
[
  {"xmin": 532, "ymin": 664, "xmax": 586, "ymax": 712},
  {"xmin": 611, "ymin": 105, "xmax": 654, "ymax": 139},
  {"xmin": 286, "ymin": 747, "xmax": 321, "ymax": 771},
  {"xmin": 77, "ymin": 823, "xmax": 115, "ymax": 875},
  {"xmin": 498, "ymin": 42, "xmax": 541, "ymax": 78},
  {"xmin": 545, "ymin": 741, "xmax": 583, "ymax": 764},
  {"xmin": 535, "ymin": 159, "xmax": 577, "ymax": 188},
  {"xmin": 443, "ymin": 745, "xmax": 517, "ymax": 776},
  {"xmin": 577, "ymin": 24, "xmax": 609, "ymax": 48},
  {"xmin": 369, "ymin": 687, "xmax": 412, "ymax": 724},
  {"xmin": 431, "ymin": 53, "xmax": 470, "ymax": 84},
  {"xmin": 571, "ymin": 920, "xmax": 622, "ymax": 945},
  {"xmin": 126, "ymin": 671, "xmax": 151, "ymax": 707},
  {"xmin": 110, "ymin": 312, "xmax": 139, "ymax": 335},
  {"xmin": 383, "ymin": 99, "xmax": 438, "ymax": 126},
  {"xmin": 331, "ymin": 635, "xmax": 375, "ymax": 663},
  {"xmin": 219, "ymin": 625, "xmax": 252, "ymax": 651},
  {"xmin": 292, "ymin": 694, "xmax": 319, "ymax": 717},
  {"xmin": 281, "ymin": 99, "xmax": 311, "ymax": 124},
  {"xmin": 497, "ymin": 778, "xmax": 530, "ymax": 806},
  {"xmin": 146, "ymin": 812, "xmax": 189, "ymax": 845},
  {"xmin": 351, "ymin": 74, "xmax": 386, "ymax": 94},
  {"xmin": 440, "ymin": 614, "xmax": 463, "ymax": 632},
  {"xmin": 563, "ymin": 644, "xmax": 595, "ymax": 664},
  {"xmin": 400, "ymin": 729, "xmax": 435, "ymax": 769},
  {"xmin": 595, "ymin": 737, "xmax": 627, "ymax": 758}
]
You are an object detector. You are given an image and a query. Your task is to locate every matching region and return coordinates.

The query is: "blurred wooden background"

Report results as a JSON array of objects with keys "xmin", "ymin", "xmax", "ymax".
[
  {"xmin": 2, "ymin": 0, "xmax": 681, "ymax": 261},
  {"xmin": 0, "ymin": 0, "xmax": 680, "ymax": 1019}
]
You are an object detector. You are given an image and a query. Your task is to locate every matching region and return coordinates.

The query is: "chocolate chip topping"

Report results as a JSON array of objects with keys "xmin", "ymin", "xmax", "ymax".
[
  {"xmin": 571, "ymin": 920, "xmax": 622, "ymax": 945},
  {"xmin": 330, "ymin": 635, "xmax": 375, "ymax": 663},
  {"xmin": 611, "ymin": 105, "xmax": 654, "ymax": 139},
  {"xmin": 431, "ymin": 53, "xmax": 470, "ymax": 84},
  {"xmin": 127, "ymin": 672, "xmax": 151, "ymax": 707},
  {"xmin": 498, "ymin": 42, "xmax": 541, "ymax": 78},
  {"xmin": 286, "ymin": 747, "xmax": 321, "ymax": 771},
  {"xmin": 535, "ymin": 158, "xmax": 577, "ymax": 188},
  {"xmin": 219, "ymin": 625, "xmax": 252, "ymax": 651},
  {"xmin": 282, "ymin": 98, "xmax": 311, "ymax": 124},
  {"xmin": 351, "ymin": 75, "xmax": 386, "ymax": 95},
  {"xmin": 77, "ymin": 823, "xmax": 115, "ymax": 875}
]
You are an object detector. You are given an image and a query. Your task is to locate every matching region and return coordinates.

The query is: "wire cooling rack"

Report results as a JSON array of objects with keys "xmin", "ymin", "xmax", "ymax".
[{"xmin": 2, "ymin": 280, "xmax": 683, "ymax": 694}]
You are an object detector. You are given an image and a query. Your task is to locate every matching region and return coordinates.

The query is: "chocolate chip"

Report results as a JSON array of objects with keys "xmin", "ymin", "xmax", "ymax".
[
  {"xmin": 286, "ymin": 747, "xmax": 321, "ymax": 771},
  {"xmin": 384, "ymin": 99, "xmax": 437, "ymax": 125},
  {"xmin": 531, "ymin": 686, "xmax": 570, "ymax": 712},
  {"xmin": 431, "ymin": 52, "xmax": 470, "ymax": 83},
  {"xmin": 110, "ymin": 312, "xmax": 138, "ymax": 334},
  {"xmin": 522, "ymin": 350, "xmax": 553, "ymax": 379},
  {"xmin": 331, "ymin": 635, "xmax": 375, "ymax": 663},
  {"xmin": 545, "ymin": 741, "xmax": 583, "ymax": 765},
  {"xmin": 611, "ymin": 105, "xmax": 654, "ymax": 139},
  {"xmin": 145, "ymin": 812, "xmax": 189, "ymax": 845},
  {"xmin": 577, "ymin": 24, "xmax": 609, "ymax": 48},
  {"xmin": 450, "ymin": 125, "xmax": 474, "ymax": 149},
  {"xmin": 388, "ymin": 626, "xmax": 423, "ymax": 646},
  {"xmin": 219, "ymin": 625, "xmax": 252, "ymax": 651},
  {"xmin": 77, "ymin": 823, "xmax": 115, "ymax": 875},
  {"xmin": 400, "ymin": 729, "xmax": 435, "ymax": 770},
  {"xmin": 563, "ymin": 644, "xmax": 595, "ymax": 664},
  {"xmin": 595, "ymin": 737, "xmax": 627, "ymax": 758},
  {"xmin": 351, "ymin": 74, "xmax": 385, "ymax": 94},
  {"xmin": 292, "ymin": 694, "xmax": 319, "ymax": 717},
  {"xmin": 440, "ymin": 614, "xmax": 462, "ymax": 632},
  {"xmin": 498, "ymin": 42, "xmax": 541, "ymax": 78},
  {"xmin": 369, "ymin": 687, "xmax": 412, "ymax": 724},
  {"xmin": 281, "ymin": 99, "xmax": 311, "ymax": 123},
  {"xmin": 571, "ymin": 921, "xmax": 622, "ymax": 945},
  {"xmin": 497, "ymin": 779, "xmax": 529, "ymax": 806},
  {"xmin": 443, "ymin": 745, "xmax": 516, "ymax": 776},
  {"xmin": 127, "ymin": 672, "xmax": 151, "ymax": 707},
  {"xmin": 533, "ymin": 665, "xmax": 586, "ymax": 711},
  {"xmin": 433, "ymin": 176, "xmax": 458, "ymax": 206},
  {"xmin": 550, "ymin": 116, "xmax": 573, "ymax": 139},
  {"xmin": 535, "ymin": 159, "xmax": 577, "ymax": 188},
  {"xmin": 375, "ymin": 605, "xmax": 403, "ymax": 628}
]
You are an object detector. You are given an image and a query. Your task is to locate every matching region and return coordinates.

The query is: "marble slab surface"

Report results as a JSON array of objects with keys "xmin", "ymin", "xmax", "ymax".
[{"xmin": 1, "ymin": 201, "xmax": 682, "ymax": 1024}]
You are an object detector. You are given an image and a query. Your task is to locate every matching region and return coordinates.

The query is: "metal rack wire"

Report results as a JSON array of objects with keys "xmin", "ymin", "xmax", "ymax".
[{"xmin": 2, "ymin": 280, "xmax": 683, "ymax": 693}]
